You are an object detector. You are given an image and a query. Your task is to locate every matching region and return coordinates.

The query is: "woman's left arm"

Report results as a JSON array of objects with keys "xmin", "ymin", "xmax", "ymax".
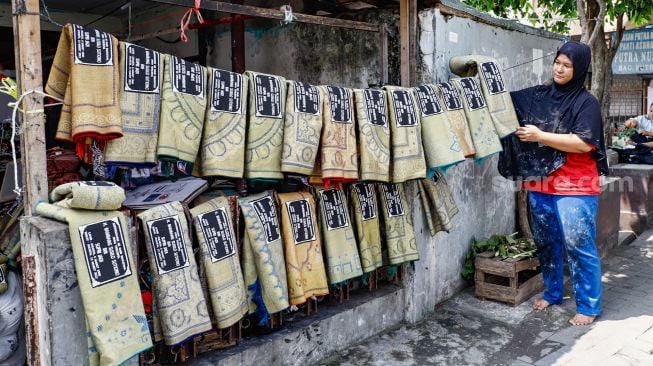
[{"xmin": 516, "ymin": 124, "xmax": 593, "ymax": 153}]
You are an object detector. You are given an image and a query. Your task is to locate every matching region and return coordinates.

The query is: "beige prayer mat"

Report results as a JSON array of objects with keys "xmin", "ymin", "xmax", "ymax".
[{"xmin": 354, "ymin": 89, "xmax": 391, "ymax": 182}]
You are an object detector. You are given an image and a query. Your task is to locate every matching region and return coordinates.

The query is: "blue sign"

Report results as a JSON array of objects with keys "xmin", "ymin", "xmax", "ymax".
[{"xmin": 613, "ymin": 28, "xmax": 653, "ymax": 74}]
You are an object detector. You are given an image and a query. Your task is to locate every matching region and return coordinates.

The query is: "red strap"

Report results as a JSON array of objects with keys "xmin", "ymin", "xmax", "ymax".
[{"xmin": 180, "ymin": 0, "xmax": 204, "ymax": 42}]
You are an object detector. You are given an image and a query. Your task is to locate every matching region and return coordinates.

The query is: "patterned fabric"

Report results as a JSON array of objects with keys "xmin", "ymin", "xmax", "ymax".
[
  {"xmin": 278, "ymin": 192, "xmax": 329, "ymax": 305},
  {"xmin": 348, "ymin": 183, "xmax": 383, "ymax": 273},
  {"xmin": 320, "ymin": 86, "xmax": 359, "ymax": 185},
  {"xmin": 353, "ymin": 89, "xmax": 391, "ymax": 182},
  {"xmin": 417, "ymin": 174, "xmax": 459, "ymax": 235},
  {"xmin": 138, "ymin": 202, "xmax": 212, "ymax": 345},
  {"xmin": 435, "ymin": 83, "xmax": 476, "ymax": 157},
  {"xmin": 50, "ymin": 181, "xmax": 125, "ymax": 211},
  {"xmin": 377, "ymin": 183, "xmax": 419, "ymax": 265}
]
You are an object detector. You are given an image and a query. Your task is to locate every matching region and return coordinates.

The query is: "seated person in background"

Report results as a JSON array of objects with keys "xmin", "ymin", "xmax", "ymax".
[{"xmin": 625, "ymin": 102, "xmax": 653, "ymax": 140}]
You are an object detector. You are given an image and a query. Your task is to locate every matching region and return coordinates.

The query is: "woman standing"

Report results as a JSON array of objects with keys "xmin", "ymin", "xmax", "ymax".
[{"xmin": 511, "ymin": 41, "xmax": 609, "ymax": 325}]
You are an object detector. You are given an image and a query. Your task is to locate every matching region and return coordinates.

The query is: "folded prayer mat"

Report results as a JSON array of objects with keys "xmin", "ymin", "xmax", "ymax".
[
  {"xmin": 104, "ymin": 42, "xmax": 162, "ymax": 168},
  {"xmin": 377, "ymin": 183, "xmax": 419, "ymax": 265},
  {"xmin": 354, "ymin": 89, "xmax": 391, "ymax": 182},
  {"xmin": 450, "ymin": 78, "xmax": 502, "ymax": 160},
  {"xmin": 201, "ymin": 68, "xmax": 248, "ymax": 178},
  {"xmin": 348, "ymin": 183, "xmax": 383, "ymax": 273},
  {"xmin": 189, "ymin": 197, "xmax": 248, "ymax": 329},
  {"xmin": 449, "ymin": 56, "xmax": 519, "ymax": 138},
  {"xmin": 156, "ymin": 54, "xmax": 208, "ymax": 168},
  {"xmin": 50, "ymin": 181, "xmax": 125, "ymax": 211},
  {"xmin": 316, "ymin": 186, "xmax": 363, "ymax": 284},
  {"xmin": 278, "ymin": 192, "xmax": 329, "ymax": 305},
  {"xmin": 137, "ymin": 202, "xmax": 212, "ymax": 345},
  {"xmin": 45, "ymin": 24, "xmax": 122, "ymax": 161},
  {"xmin": 35, "ymin": 199, "xmax": 152, "ymax": 366},
  {"xmin": 0, "ymin": 256, "xmax": 7, "ymax": 294},
  {"xmin": 320, "ymin": 86, "xmax": 359, "ymax": 186},
  {"xmin": 281, "ymin": 81, "xmax": 324, "ymax": 176},
  {"xmin": 417, "ymin": 173, "xmax": 459, "ymax": 235},
  {"xmin": 383, "ymin": 86, "xmax": 427, "ymax": 183},
  {"xmin": 435, "ymin": 82, "xmax": 476, "ymax": 157},
  {"xmin": 244, "ymin": 71, "xmax": 287, "ymax": 180},
  {"xmin": 239, "ymin": 191, "xmax": 289, "ymax": 322},
  {"xmin": 413, "ymin": 85, "xmax": 465, "ymax": 174}
]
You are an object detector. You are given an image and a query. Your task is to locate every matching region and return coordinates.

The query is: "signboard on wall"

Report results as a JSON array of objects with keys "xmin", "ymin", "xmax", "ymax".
[{"xmin": 613, "ymin": 28, "xmax": 653, "ymax": 75}]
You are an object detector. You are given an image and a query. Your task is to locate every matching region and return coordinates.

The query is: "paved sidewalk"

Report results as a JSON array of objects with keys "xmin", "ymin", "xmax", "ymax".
[{"xmin": 319, "ymin": 230, "xmax": 653, "ymax": 365}]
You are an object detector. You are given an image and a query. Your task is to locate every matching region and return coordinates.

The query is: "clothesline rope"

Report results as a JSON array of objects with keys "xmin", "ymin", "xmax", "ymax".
[{"xmin": 180, "ymin": 0, "xmax": 204, "ymax": 42}]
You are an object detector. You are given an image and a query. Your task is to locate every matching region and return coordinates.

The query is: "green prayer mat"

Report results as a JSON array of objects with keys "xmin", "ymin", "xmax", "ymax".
[
  {"xmin": 417, "ymin": 173, "xmax": 459, "ymax": 235},
  {"xmin": 0, "ymin": 255, "xmax": 7, "ymax": 294},
  {"xmin": 348, "ymin": 183, "xmax": 383, "ymax": 273},
  {"xmin": 105, "ymin": 42, "xmax": 162, "ymax": 167},
  {"xmin": 316, "ymin": 187, "xmax": 363, "ymax": 284},
  {"xmin": 320, "ymin": 86, "xmax": 359, "ymax": 184},
  {"xmin": 450, "ymin": 77, "xmax": 502, "ymax": 160},
  {"xmin": 354, "ymin": 89, "xmax": 391, "ymax": 182},
  {"xmin": 156, "ymin": 54, "xmax": 208, "ymax": 166},
  {"xmin": 449, "ymin": 55, "xmax": 519, "ymax": 138},
  {"xmin": 244, "ymin": 71, "xmax": 287, "ymax": 179},
  {"xmin": 281, "ymin": 81, "xmax": 323, "ymax": 176},
  {"xmin": 50, "ymin": 181, "xmax": 125, "ymax": 211},
  {"xmin": 201, "ymin": 68, "xmax": 248, "ymax": 178},
  {"xmin": 384, "ymin": 86, "xmax": 426, "ymax": 183},
  {"xmin": 435, "ymin": 82, "xmax": 476, "ymax": 157},
  {"xmin": 377, "ymin": 183, "xmax": 419, "ymax": 265},
  {"xmin": 138, "ymin": 202, "xmax": 212, "ymax": 345}
]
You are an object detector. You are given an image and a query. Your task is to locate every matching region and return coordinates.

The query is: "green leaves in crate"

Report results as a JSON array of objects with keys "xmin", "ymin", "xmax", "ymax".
[{"xmin": 461, "ymin": 233, "xmax": 537, "ymax": 280}]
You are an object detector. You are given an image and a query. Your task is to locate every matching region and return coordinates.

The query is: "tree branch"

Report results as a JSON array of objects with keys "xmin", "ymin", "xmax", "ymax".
[
  {"xmin": 577, "ymin": 0, "xmax": 589, "ymax": 43},
  {"xmin": 608, "ymin": 13, "xmax": 625, "ymax": 62},
  {"xmin": 587, "ymin": 0, "xmax": 606, "ymax": 47}
]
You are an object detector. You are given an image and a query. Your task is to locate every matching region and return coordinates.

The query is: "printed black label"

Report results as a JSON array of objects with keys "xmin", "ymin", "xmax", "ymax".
[
  {"xmin": 124, "ymin": 43, "xmax": 160, "ymax": 93},
  {"xmin": 327, "ymin": 86, "xmax": 353, "ymax": 123},
  {"xmin": 251, "ymin": 196, "xmax": 281, "ymax": 243},
  {"xmin": 211, "ymin": 69, "xmax": 243, "ymax": 114},
  {"xmin": 147, "ymin": 215, "xmax": 190, "ymax": 275},
  {"xmin": 437, "ymin": 83, "xmax": 463, "ymax": 111},
  {"xmin": 80, "ymin": 181, "xmax": 116, "ymax": 187},
  {"xmin": 78, "ymin": 217, "xmax": 132, "ymax": 288},
  {"xmin": 293, "ymin": 81, "xmax": 320, "ymax": 115},
  {"xmin": 459, "ymin": 78, "xmax": 486, "ymax": 110},
  {"xmin": 198, "ymin": 208, "xmax": 236, "ymax": 263},
  {"xmin": 171, "ymin": 56, "xmax": 204, "ymax": 96},
  {"xmin": 391, "ymin": 90, "xmax": 418, "ymax": 127},
  {"xmin": 354, "ymin": 183, "xmax": 377, "ymax": 221},
  {"xmin": 72, "ymin": 24, "xmax": 113, "ymax": 66},
  {"xmin": 254, "ymin": 74, "xmax": 283, "ymax": 118},
  {"xmin": 414, "ymin": 85, "xmax": 443, "ymax": 117},
  {"xmin": 363, "ymin": 89, "xmax": 388, "ymax": 127},
  {"xmin": 381, "ymin": 184, "xmax": 405, "ymax": 217},
  {"xmin": 285, "ymin": 199, "xmax": 317, "ymax": 244},
  {"xmin": 480, "ymin": 62, "xmax": 506, "ymax": 95},
  {"xmin": 320, "ymin": 189, "xmax": 349, "ymax": 230}
]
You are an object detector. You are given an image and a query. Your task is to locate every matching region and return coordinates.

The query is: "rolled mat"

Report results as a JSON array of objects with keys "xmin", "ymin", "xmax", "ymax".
[
  {"xmin": 353, "ymin": 89, "xmax": 391, "ymax": 182},
  {"xmin": 450, "ymin": 77, "xmax": 502, "ymax": 160},
  {"xmin": 417, "ymin": 172, "xmax": 459, "ymax": 235},
  {"xmin": 137, "ymin": 202, "xmax": 212, "ymax": 345},
  {"xmin": 320, "ymin": 86, "xmax": 359, "ymax": 185},
  {"xmin": 45, "ymin": 24, "xmax": 122, "ymax": 160},
  {"xmin": 189, "ymin": 197, "xmax": 248, "ymax": 329},
  {"xmin": 377, "ymin": 183, "xmax": 419, "ymax": 265},
  {"xmin": 239, "ymin": 191, "xmax": 289, "ymax": 323},
  {"xmin": 348, "ymin": 183, "xmax": 383, "ymax": 273},
  {"xmin": 201, "ymin": 68, "xmax": 248, "ymax": 178},
  {"xmin": 104, "ymin": 42, "xmax": 162, "ymax": 168},
  {"xmin": 316, "ymin": 187, "xmax": 363, "ymax": 284},
  {"xmin": 434, "ymin": 82, "xmax": 476, "ymax": 157},
  {"xmin": 413, "ymin": 85, "xmax": 465, "ymax": 174},
  {"xmin": 449, "ymin": 55, "xmax": 518, "ymax": 138},
  {"xmin": 281, "ymin": 81, "xmax": 324, "ymax": 176},
  {"xmin": 244, "ymin": 71, "xmax": 287, "ymax": 180},
  {"xmin": 35, "ymin": 199, "xmax": 152, "ymax": 366},
  {"xmin": 383, "ymin": 86, "xmax": 426, "ymax": 183},
  {"xmin": 278, "ymin": 192, "xmax": 329, "ymax": 305},
  {"xmin": 50, "ymin": 181, "xmax": 125, "ymax": 210},
  {"xmin": 156, "ymin": 54, "xmax": 208, "ymax": 167}
]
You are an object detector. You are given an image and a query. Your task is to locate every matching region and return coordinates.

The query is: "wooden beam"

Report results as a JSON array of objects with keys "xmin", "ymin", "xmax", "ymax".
[
  {"xmin": 399, "ymin": 0, "xmax": 417, "ymax": 86},
  {"xmin": 379, "ymin": 25, "xmax": 388, "ymax": 85},
  {"xmin": 231, "ymin": 0, "xmax": 245, "ymax": 73}
]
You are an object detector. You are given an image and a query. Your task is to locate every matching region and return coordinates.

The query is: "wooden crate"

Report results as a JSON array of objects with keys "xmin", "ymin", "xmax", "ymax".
[{"xmin": 474, "ymin": 251, "xmax": 544, "ymax": 306}]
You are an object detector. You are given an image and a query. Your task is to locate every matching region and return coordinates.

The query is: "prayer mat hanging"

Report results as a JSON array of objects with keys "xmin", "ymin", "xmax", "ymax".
[
  {"xmin": 417, "ymin": 172, "xmax": 459, "ymax": 235},
  {"xmin": 435, "ymin": 82, "xmax": 476, "ymax": 157},
  {"xmin": 354, "ymin": 89, "xmax": 391, "ymax": 182},
  {"xmin": 378, "ymin": 183, "xmax": 419, "ymax": 265},
  {"xmin": 348, "ymin": 183, "xmax": 384, "ymax": 273}
]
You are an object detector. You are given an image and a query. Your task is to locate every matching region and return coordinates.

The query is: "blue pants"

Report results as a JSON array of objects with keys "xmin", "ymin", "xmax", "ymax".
[{"xmin": 528, "ymin": 191, "xmax": 602, "ymax": 316}]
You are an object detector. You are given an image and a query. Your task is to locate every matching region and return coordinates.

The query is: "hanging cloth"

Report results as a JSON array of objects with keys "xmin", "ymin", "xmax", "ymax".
[
  {"xmin": 377, "ymin": 183, "xmax": 419, "ymax": 265},
  {"xmin": 348, "ymin": 183, "xmax": 384, "ymax": 273},
  {"xmin": 449, "ymin": 56, "xmax": 519, "ymax": 138},
  {"xmin": 417, "ymin": 172, "xmax": 459, "ymax": 235},
  {"xmin": 450, "ymin": 77, "xmax": 503, "ymax": 160},
  {"xmin": 137, "ymin": 202, "xmax": 212, "ymax": 345},
  {"xmin": 278, "ymin": 192, "xmax": 329, "ymax": 305},
  {"xmin": 413, "ymin": 85, "xmax": 465, "ymax": 174},
  {"xmin": 156, "ymin": 54, "xmax": 208, "ymax": 169},
  {"xmin": 281, "ymin": 81, "xmax": 324, "ymax": 176},
  {"xmin": 201, "ymin": 68, "xmax": 248, "ymax": 178},
  {"xmin": 383, "ymin": 86, "xmax": 426, "ymax": 183},
  {"xmin": 434, "ymin": 82, "xmax": 476, "ymax": 157},
  {"xmin": 316, "ymin": 186, "xmax": 363, "ymax": 284},
  {"xmin": 354, "ymin": 89, "xmax": 391, "ymax": 182},
  {"xmin": 45, "ymin": 24, "xmax": 122, "ymax": 162},
  {"xmin": 320, "ymin": 86, "xmax": 359, "ymax": 186},
  {"xmin": 244, "ymin": 71, "xmax": 287, "ymax": 180},
  {"xmin": 104, "ymin": 42, "xmax": 162, "ymax": 168}
]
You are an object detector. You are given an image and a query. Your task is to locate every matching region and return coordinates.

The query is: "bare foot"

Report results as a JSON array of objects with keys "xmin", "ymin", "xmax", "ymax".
[
  {"xmin": 533, "ymin": 298, "xmax": 550, "ymax": 311},
  {"xmin": 569, "ymin": 313, "xmax": 596, "ymax": 326}
]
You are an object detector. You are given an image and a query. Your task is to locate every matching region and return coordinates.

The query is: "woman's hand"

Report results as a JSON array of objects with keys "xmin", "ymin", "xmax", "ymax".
[{"xmin": 515, "ymin": 125, "xmax": 543, "ymax": 142}]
